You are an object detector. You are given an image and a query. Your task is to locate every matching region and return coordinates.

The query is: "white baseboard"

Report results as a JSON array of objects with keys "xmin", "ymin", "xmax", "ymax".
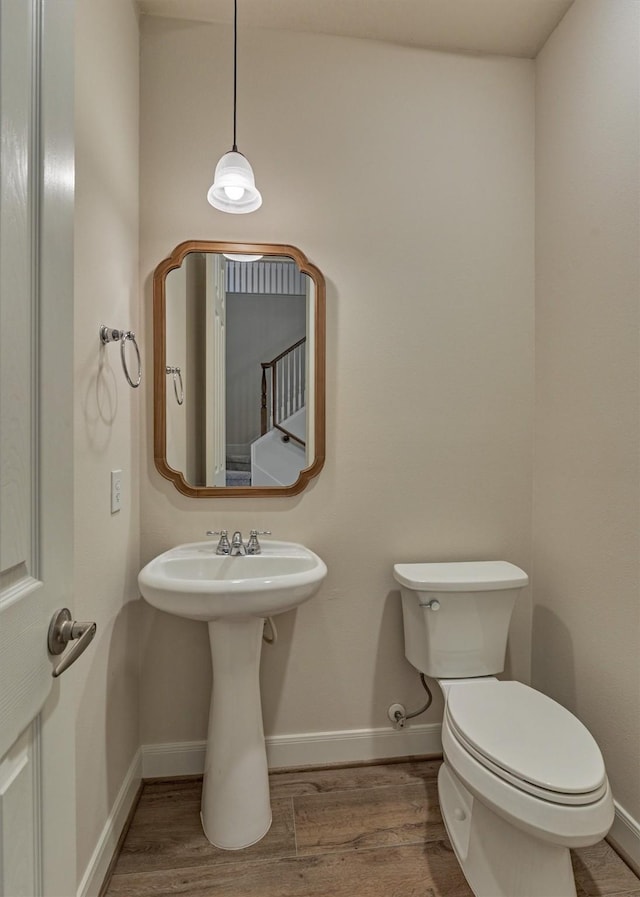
[
  {"xmin": 266, "ymin": 722, "xmax": 443, "ymax": 769},
  {"xmin": 77, "ymin": 748, "xmax": 142, "ymax": 897},
  {"xmin": 608, "ymin": 801, "xmax": 640, "ymax": 876},
  {"xmin": 141, "ymin": 723, "xmax": 443, "ymax": 779},
  {"xmin": 142, "ymin": 739, "xmax": 207, "ymax": 778}
]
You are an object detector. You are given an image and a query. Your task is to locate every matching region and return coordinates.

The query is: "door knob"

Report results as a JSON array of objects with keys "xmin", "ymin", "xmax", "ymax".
[{"xmin": 47, "ymin": 608, "xmax": 97, "ymax": 678}]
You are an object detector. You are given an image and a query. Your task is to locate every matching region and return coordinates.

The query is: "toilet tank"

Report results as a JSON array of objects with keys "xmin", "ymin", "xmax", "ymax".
[{"xmin": 393, "ymin": 561, "xmax": 528, "ymax": 679}]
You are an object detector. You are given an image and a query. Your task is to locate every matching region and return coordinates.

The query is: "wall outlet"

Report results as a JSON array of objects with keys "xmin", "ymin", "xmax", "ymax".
[{"xmin": 111, "ymin": 469, "xmax": 123, "ymax": 514}]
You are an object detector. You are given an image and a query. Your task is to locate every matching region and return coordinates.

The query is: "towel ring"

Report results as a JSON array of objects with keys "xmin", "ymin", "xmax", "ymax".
[
  {"xmin": 166, "ymin": 366, "xmax": 184, "ymax": 405},
  {"xmin": 100, "ymin": 325, "xmax": 142, "ymax": 388}
]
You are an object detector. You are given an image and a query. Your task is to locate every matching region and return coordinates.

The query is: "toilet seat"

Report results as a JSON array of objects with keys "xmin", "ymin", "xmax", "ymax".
[{"xmin": 445, "ymin": 681, "xmax": 607, "ymax": 807}]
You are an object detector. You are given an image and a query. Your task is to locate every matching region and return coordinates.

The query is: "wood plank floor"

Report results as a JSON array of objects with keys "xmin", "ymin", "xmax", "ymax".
[{"xmin": 104, "ymin": 760, "xmax": 640, "ymax": 897}]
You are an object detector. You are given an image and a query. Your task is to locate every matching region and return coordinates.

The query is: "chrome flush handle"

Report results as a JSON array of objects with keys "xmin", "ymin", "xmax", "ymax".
[{"xmin": 47, "ymin": 608, "xmax": 97, "ymax": 678}]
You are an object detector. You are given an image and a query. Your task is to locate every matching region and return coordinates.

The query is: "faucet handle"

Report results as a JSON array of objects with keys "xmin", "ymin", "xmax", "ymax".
[
  {"xmin": 246, "ymin": 530, "xmax": 271, "ymax": 555},
  {"xmin": 206, "ymin": 529, "xmax": 230, "ymax": 555}
]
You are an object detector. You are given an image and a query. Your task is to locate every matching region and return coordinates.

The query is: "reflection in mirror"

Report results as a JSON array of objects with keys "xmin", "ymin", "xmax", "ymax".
[{"xmin": 153, "ymin": 242, "xmax": 325, "ymax": 497}]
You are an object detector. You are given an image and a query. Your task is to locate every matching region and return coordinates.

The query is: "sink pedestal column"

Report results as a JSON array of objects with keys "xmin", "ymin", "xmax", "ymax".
[{"xmin": 201, "ymin": 617, "xmax": 271, "ymax": 849}]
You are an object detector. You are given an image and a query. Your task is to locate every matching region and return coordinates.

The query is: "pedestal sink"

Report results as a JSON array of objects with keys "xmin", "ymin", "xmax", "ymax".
[{"xmin": 138, "ymin": 540, "xmax": 327, "ymax": 849}]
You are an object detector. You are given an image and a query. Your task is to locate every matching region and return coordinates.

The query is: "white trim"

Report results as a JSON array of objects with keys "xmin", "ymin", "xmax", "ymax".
[
  {"xmin": 142, "ymin": 739, "xmax": 207, "ymax": 779},
  {"xmin": 76, "ymin": 749, "xmax": 142, "ymax": 897},
  {"xmin": 608, "ymin": 800, "xmax": 640, "ymax": 876},
  {"xmin": 267, "ymin": 723, "xmax": 442, "ymax": 769},
  {"xmin": 141, "ymin": 724, "xmax": 443, "ymax": 779}
]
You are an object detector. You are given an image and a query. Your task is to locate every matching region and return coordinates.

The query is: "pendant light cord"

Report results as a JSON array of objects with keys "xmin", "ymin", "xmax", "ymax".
[
  {"xmin": 207, "ymin": 0, "xmax": 262, "ymax": 212},
  {"xmin": 232, "ymin": 0, "xmax": 238, "ymax": 152}
]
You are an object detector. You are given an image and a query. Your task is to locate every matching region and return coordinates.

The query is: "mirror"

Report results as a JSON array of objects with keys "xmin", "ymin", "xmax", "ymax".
[{"xmin": 153, "ymin": 241, "xmax": 326, "ymax": 497}]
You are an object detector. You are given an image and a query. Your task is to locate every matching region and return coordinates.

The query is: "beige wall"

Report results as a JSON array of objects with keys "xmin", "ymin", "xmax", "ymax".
[
  {"xmin": 74, "ymin": 0, "xmax": 141, "ymax": 882},
  {"xmin": 139, "ymin": 19, "xmax": 535, "ymax": 745},
  {"xmin": 534, "ymin": 0, "xmax": 640, "ymax": 836}
]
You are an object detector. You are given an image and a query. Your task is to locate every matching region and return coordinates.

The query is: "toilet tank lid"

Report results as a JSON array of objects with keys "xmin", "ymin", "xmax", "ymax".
[{"xmin": 393, "ymin": 561, "xmax": 528, "ymax": 591}]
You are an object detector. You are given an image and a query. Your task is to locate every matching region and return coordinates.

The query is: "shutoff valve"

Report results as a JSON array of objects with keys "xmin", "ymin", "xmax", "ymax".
[{"xmin": 388, "ymin": 703, "xmax": 407, "ymax": 728}]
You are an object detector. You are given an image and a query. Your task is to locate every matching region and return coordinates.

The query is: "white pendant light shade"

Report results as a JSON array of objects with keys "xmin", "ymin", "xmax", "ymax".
[
  {"xmin": 223, "ymin": 253, "xmax": 263, "ymax": 261},
  {"xmin": 207, "ymin": 150, "xmax": 262, "ymax": 214}
]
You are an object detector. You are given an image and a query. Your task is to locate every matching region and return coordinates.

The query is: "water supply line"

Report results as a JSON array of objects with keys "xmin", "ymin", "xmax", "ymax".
[
  {"xmin": 263, "ymin": 616, "xmax": 277, "ymax": 645},
  {"xmin": 388, "ymin": 673, "xmax": 433, "ymax": 728}
]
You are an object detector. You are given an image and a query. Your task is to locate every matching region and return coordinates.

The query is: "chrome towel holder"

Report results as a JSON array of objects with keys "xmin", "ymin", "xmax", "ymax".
[
  {"xmin": 100, "ymin": 325, "xmax": 141, "ymax": 388},
  {"xmin": 166, "ymin": 366, "xmax": 184, "ymax": 405}
]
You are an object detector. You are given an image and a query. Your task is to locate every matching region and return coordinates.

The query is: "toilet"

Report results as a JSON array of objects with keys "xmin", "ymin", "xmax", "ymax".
[{"xmin": 393, "ymin": 560, "xmax": 614, "ymax": 897}]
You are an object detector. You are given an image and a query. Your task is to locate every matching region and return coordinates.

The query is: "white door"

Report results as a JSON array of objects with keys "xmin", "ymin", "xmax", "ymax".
[
  {"xmin": 205, "ymin": 254, "xmax": 226, "ymax": 486},
  {"xmin": 305, "ymin": 276, "xmax": 315, "ymax": 461},
  {"xmin": 0, "ymin": 1, "xmax": 79, "ymax": 895}
]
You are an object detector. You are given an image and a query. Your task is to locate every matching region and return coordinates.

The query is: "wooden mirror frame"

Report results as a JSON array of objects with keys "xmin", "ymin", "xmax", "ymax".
[{"xmin": 153, "ymin": 241, "xmax": 326, "ymax": 497}]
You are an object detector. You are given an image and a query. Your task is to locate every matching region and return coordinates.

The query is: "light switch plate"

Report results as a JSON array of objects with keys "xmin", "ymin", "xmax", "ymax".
[{"xmin": 111, "ymin": 469, "xmax": 123, "ymax": 514}]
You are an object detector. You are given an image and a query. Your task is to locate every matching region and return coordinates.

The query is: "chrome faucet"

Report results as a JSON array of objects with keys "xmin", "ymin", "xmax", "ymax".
[
  {"xmin": 246, "ymin": 530, "xmax": 271, "ymax": 555},
  {"xmin": 206, "ymin": 530, "xmax": 231, "ymax": 555},
  {"xmin": 230, "ymin": 531, "xmax": 247, "ymax": 556},
  {"xmin": 205, "ymin": 529, "xmax": 271, "ymax": 555}
]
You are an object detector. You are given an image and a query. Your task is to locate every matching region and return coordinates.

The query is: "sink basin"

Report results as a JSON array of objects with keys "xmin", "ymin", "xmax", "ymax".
[
  {"xmin": 138, "ymin": 539, "xmax": 327, "ymax": 850},
  {"xmin": 138, "ymin": 540, "xmax": 326, "ymax": 622}
]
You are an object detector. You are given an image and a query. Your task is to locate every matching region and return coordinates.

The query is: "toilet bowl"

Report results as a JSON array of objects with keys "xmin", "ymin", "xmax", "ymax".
[{"xmin": 393, "ymin": 561, "xmax": 614, "ymax": 897}]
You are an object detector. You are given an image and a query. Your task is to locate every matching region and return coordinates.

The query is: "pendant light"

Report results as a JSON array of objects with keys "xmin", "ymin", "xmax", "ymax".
[
  {"xmin": 207, "ymin": 0, "xmax": 262, "ymax": 214},
  {"xmin": 223, "ymin": 253, "xmax": 263, "ymax": 261}
]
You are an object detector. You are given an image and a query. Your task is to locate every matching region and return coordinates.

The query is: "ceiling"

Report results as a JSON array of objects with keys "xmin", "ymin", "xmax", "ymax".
[{"xmin": 136, "ymin": 0, "xmax": 574, "ymax": 59}]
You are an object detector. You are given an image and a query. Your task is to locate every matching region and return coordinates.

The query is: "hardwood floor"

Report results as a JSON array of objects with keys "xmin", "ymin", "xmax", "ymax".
[{"xmin": 103, "ymin": 760, "xmax": 640, "ymax": 897}]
